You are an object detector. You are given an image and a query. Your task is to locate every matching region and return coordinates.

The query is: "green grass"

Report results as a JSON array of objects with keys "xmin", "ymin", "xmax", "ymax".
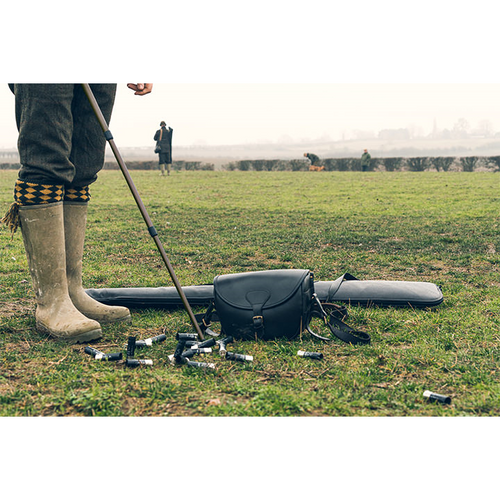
[{"xmin": 1, "ymin": 169, "xmax": 499, "ymax": 416}]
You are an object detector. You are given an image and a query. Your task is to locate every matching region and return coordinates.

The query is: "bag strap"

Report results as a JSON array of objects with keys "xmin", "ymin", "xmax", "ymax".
[
  {"xmin": 197, "ymin": 295, "xmax": 370, "ymax": 345},
  {"xmin": 307, "ymin": 294, "xmax": 371, "ymax": 345},
  {"xmin": 195, "ymin": 303, "xmax": 220, "ymax": 337}
]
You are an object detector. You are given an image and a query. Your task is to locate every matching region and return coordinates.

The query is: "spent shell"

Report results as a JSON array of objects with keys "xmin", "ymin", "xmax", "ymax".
[
  {"xmin": 126, "ymin": 358, "xmax": 153, "ymax": 367},
  {"xmin": 182, "ymin": 347, "xmax": 212, "ymax": 358},
  {"xmin": 204, "ymin": 327, "xmax": 218, "ymax": 337},
  {"xmin": 85, "ymin": 346, "xmax": 104, "ymax": 357},
  {"xmin": 126, "ymin": 336, "xmax": 137, "ymax": 358},
  {"xmin": 84, "ymin": 346, "xmax": 122, "ymax": 361},
  {"xmin": 198, "ymin": 338, "xmax": 216, "ymax": 349},
  {"xmin": 135, "ymin": 334, "xmax": 167, "ymax": 348},
  {"xmin": 217, "ymin": 336, "xmax": 234, "ymax": 355},
  {"xmin": 168, "ymin": 353, "xmax": 187, "ymax": 365},
  {"xmin": 96, "ymin": 352, "xmax": 122, "ymax": 361},
  {"xmin": 225, "ymin": 352, "xmax": 253, "ymax": 362},
  {"xmin": 186, "ymin": 360, "xmax": 216, "ymax": 370},
  {"xmin": 216, "ymin": 336, "xmax": 234, "ymax": 346},
  {"xmin": 176, "ymin": 333, "xmax": 198, "ymax": 341},
  {"xmin": 423, "ymin": 390, "xmax": 451, "ymax": 404},
  {"xmin": 297, "ymin": 350, "xmax": 323, "ymax": 360},
  {"xmin": 174, "ymin": 339, "xmax": 187, "ymax": 360}
]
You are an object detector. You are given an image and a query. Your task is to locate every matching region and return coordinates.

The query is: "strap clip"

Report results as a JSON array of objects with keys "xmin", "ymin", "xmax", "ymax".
[{"xmin": 252, "ymin": 315, "xmax": 264, "ymax": 329}]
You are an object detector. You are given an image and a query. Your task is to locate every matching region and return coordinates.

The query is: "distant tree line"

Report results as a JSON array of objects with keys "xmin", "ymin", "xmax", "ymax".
[
  {"xmin": 2, "ymin": 156, "xmax": 500, "ymax": 172},
  {"xmin": 0, "ymin": 161, "xmax": 215, "ymax": 171},
  {"xmin": 103, "ymin": 160, "xmax": 215, "ymax": 171},
  {"xmin": 222, "ymin": 156, "xmax": 500, "ymax": 172},
  {"xmin": 225, "ymin": 159, "xmax": 306, "ymax": 171}
]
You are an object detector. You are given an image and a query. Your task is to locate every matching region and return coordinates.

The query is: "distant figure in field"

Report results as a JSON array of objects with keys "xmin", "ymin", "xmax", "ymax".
[
  {"xmin": 304, "ymin": 152, "xmax": 325, "ymax": 171},
  {"xmin": 361, "ymin": 149, "xmax": 372, "ymax": 171},
  {"xmin": 154, "ymin": 121, "xmax": 173, "ymax": 176}
]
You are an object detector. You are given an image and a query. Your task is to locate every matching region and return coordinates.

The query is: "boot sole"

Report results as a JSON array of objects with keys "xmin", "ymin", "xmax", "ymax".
[
  {"xmin": 36, "ymin": 322, "xmax": 102, "ymax": 344},
  {"xmin": 86, "ymin": 313, "xmax": 132, "ymax": 325}
]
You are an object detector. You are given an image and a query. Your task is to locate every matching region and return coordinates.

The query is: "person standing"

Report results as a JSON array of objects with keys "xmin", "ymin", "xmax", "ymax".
[
  {"xmin": 154, "ymin": 121, "xmax": 173, "ymax": 176},
  {"xmin": 361, "ymin": 149, "xmax": 372, "ymax": 171},
  {"xmin": 1, "ymin": 83, "xmax": 153, "ymax": 344}
]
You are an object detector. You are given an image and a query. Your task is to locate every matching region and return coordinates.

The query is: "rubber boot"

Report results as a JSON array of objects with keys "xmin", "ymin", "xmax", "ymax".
[
  {"xmin": 159, "ymin": 164, "xmax": 165, "ymax": 176},
  {"xmin": 18, "ymin": 203, "xmax": 102, "ymax": 343},
  {"xmin": 63, "ymin": 202, "xmax": 132, "ymax": 324}
]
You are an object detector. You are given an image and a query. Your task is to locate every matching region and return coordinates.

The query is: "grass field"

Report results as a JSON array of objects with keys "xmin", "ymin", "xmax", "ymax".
[{"xmin": 1, "ymin": 169, "xmax": 499, "ymax": 416}]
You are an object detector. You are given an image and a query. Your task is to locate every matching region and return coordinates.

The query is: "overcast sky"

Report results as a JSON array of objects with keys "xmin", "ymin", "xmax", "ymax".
[
  {"xmin": 3, "ymin": 1, "xmax": 500, "ymax": 150},
  {"xmin": 2, "ymin": 83, "xmax": 500, "ymax": 149}
]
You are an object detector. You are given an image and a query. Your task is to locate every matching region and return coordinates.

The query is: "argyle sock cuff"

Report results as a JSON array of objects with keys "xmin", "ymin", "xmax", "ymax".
[
  {"xmin": 2, "ymin": 180, "xmax": 64, "ymax": 237},
  {"xmin": 14, "ymin": 180, "xmax": 64, "ymax": 205},
  {"xmin": 64, "ymin": 185, "xmax": 91, "ymax": 203}
]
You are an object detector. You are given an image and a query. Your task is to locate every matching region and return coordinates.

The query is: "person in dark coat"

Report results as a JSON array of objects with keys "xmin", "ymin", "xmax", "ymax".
[
  {"xmin": 304, "ymin": 152, "xmax": 325, "ymax": 171},
  {"xmin": 304, "ymin": 152, "xmax": 320, "ymax": 166},
  {"xmin": 361, "ymin": 149, "xmax": 372, "ymax": 171},
  {"xmin": 154, "ymin": 121, "xmax": 173, "ymax": 176}
]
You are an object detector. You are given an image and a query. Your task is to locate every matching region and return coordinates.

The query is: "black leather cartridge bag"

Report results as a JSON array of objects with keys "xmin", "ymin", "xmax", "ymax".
[
  {"xmin": 198, "ymin": 269, "xmax": 371, "ymax": 344},
  {"xmin": 212, "ymin": 269, "xmax": 314, "ymax": 341}
]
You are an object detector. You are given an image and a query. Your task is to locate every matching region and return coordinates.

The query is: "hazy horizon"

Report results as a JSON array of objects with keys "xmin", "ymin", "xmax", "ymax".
[{"xmin": 2, "ymin": 84, "xmax": 500, "ymax": 151}]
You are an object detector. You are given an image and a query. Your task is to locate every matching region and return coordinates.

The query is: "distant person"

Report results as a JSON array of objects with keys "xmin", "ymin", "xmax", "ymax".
[
  {"xmin": 304, "ymin": 152, "xmax": 325, "ymax": 171},
  {"xmin": 154, "ymin": 121, "xmax": 173, "ymax": 176},
  {"xmin": 361, "ymin": 149, "xmax": 372, "ymax": 171}
]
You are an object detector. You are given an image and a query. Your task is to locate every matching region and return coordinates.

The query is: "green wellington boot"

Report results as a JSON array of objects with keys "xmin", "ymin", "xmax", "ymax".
[
  {"xmin": 18, "ymin": 203, "xmax": 102, "ymax": 343},
  {"xmin": 63, "ymin": 202, "xmax": 131, "ymax": 324}
]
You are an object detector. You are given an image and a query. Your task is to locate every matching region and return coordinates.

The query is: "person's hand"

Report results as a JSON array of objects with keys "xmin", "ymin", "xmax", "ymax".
[{"xmin": 127, "ymin": 83, "xmax": 153, "ymax": 95}]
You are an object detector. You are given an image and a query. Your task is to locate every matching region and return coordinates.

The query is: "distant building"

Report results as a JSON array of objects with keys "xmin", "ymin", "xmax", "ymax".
[
  {"xmin": 0, "ymin": 149, "xmax": 19, "ymax": 160},
  {"xmin": 378, "ymin": 129, "xmax": 410, "ymax": 141}
]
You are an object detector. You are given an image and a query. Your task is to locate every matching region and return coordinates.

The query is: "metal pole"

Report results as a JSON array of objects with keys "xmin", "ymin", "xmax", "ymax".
[{"xmin": 82, "ymin": 84, "xmax": 204, "ymax": 340}]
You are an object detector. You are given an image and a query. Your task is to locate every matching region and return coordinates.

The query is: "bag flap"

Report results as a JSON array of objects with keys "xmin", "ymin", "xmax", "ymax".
[{"xmin": 214, "ymin": 269, "xmax": 311, "ymax": 309}]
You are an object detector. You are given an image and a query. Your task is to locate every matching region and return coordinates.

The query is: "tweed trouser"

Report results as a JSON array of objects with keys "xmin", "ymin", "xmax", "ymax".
[
  {"xmin": 12, "ymin": 83, "xmax": 117, "ymax": 187},
  {"xmin": 2, "ymin": 84, "xmax": 117, "ymax": 235}
]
